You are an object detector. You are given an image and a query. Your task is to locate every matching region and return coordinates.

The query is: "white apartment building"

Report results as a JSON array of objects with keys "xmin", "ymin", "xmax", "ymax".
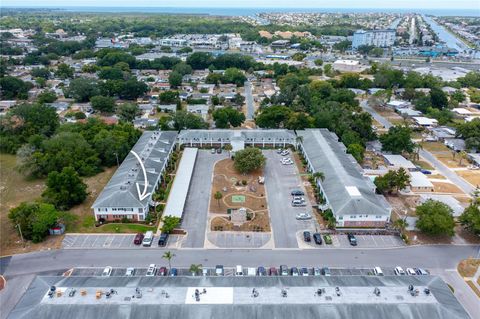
[{"xmin": 352, "ymin": 29, "xmax": 396, "ymax": 49}]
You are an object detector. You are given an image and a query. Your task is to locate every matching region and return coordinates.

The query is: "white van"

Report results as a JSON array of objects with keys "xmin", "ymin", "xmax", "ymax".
[
  {"xmin": 235, "ymin": 265, "xmax": 244, "ymax": 276},
  {"xmin": 142, "ymin": 231, "xmax": 154, "ymax": 247},
  {"xmin": 373, "ymin": 267, "xmax": 384, "ymax": 276}
]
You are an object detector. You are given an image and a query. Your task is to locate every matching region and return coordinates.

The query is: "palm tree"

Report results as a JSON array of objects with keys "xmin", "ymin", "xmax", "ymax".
[
  {"xmin": 393, "ymin": 219, "xmax": 408, "ymax": 233},
  {"xmin": 189, "ymin": 264, "xmax": 202, "ymax": 276},
  {"xmin": 214, "ymin": 191, "xmax": 223, "ymax": 207},
  {"xmin": 458, "ymin": 151, "xmax": 468, "ymax": 166},
  {"xmin": 295, "ymin": 136, "xmax": 303, "ymax": 149},
  {"xmin": 162, "ymin": 251, "xmax": 175, "ymax": 271},
  {"xmin": 312, "ymin": 171, "xmax": 325, "ymax": 182},
  {"xmin": 224, "ymin": 144, "xmax": 232, "ymax": 157}
]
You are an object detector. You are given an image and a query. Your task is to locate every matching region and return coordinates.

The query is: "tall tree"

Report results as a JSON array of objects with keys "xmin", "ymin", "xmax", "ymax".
[
  {"xmin": 42, "ymin": 166, "xmax": 88, "ymax": 210},
  {"xmin": 416, "ymin": 200, "xmax": 455, "ymax": 236}
]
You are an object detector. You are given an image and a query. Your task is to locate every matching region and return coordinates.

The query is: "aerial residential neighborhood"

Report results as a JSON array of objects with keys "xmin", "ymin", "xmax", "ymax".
[{"xmin": 0, "ymin": 3, "xmax": 479, "ymax": 319}]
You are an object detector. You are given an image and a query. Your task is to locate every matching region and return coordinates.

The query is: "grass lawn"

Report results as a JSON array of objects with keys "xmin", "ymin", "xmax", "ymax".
[
  {"xmin": 0, "ymin": 154, "xmax": 48, "ymax": 255},
  {"xmin": 413, "ymin": 160, "xmax": 434, "ymax": 170},
  {"xmin": 421, "ymin": 142, "xmax": 467, "ymax": 168},
  {"xmin": 90, "ymin": 223, "xmax": 157, "ymax": 234},
  {"xmin": 466, "ymin": 281, "xmax": 480, "ymax": 298},
  {"xmin": 457, "ymin": 170, "xmax": 480, "ymax": 187}
]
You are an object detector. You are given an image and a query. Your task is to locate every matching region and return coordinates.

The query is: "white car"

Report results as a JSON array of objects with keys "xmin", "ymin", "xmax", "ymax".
[
  {"xmin": 125, "ymin": 267, "xmax": 135, "ymax": 276},
  {"xmin": 146, "ymin": 264, "xmax": 156, "ymax": 277},
  {"xmin": 102, "ymin": 266, "xmax": 112, "ymax": 277},
  {"xmin": 406, "ymin": 268, "xmax": 416, "ymax": 276},
  {"xmin": 394, "ymin": 266, "xmax": 406, "ymax": 276},
  {"xmin": 296, "ymin": 212, "xmax": 312, "ymax": 220},
  {"xmin": 280, "ymin": 150, "xmax": 290, "ymax": 156}
]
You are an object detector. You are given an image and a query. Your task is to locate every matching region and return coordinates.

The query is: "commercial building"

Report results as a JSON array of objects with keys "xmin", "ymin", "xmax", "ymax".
[
  {"xmin": 91, "ymin": 131, "xmax": 177, "ymax": 222},
  {"xmin": 297, "ymin": 129, "xmax": 391, "ymax": 228},
  {"xmin": 352, "ymin": 29, "xmax": 396, "ymax": 49},
  {"xmin": 10, "ymin": 275, "xmax": 469, "ymax": 319}
]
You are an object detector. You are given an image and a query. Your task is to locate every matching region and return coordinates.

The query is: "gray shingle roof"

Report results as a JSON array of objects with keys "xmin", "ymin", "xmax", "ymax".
[
  {"xmin": 91, "ymin": 131, "xmax": 177, "ymax": 209},
  {"xmin": 298, "ymin": 129, "xmax": 390, "ymax": 217},
  {"xmin": 9, "ymin": 275, "xmax": 470, "ymax": 319}
]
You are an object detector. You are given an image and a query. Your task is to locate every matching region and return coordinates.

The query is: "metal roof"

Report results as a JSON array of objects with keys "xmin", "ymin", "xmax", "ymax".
[
  {"xmin": 163, "ymin": 148, "xmax": 198, "ymax": 219},
  {"xmin": 91, "ymin": 131, "xmax": 177, "ymax": 209},
  {"xmin": 298, "ymin": 129, "xmax": 391, "ymax": 217},
  {"xmin": 177, "ymin": 129, "xmax": 296, "ymax": 145},
  {"xmin": 9, "ymin": 275, "xmax": 470, "ymax": 319}
]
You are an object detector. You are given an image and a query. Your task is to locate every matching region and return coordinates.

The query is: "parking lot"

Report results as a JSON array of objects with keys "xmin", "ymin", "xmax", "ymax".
[
  {"xmin": 206, "ymin": 231, "xmax": 272, "ymax": 248},
  {"xmin": 263, "ymin": 150, "xmax": 318, "ymax": 248},
  {"xmin": 62, "ymin": 234, "xmax": 184, "ymax": 249},
  {"xmin": 299, "ymin": 233, "xmax": 405, "ymax": 249},
  {"xmin": 181, "ymin": 150, "xmax": 228, "ymax": 248},
  {"xmin": 69, "ymin": 266, "xmax": 403, "ymax": 277}
]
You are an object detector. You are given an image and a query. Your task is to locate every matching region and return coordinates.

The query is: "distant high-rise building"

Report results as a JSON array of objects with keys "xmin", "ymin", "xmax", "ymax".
[{"xmin": 352, "ymin": 29, "xmax": 396, "ymax": 49}]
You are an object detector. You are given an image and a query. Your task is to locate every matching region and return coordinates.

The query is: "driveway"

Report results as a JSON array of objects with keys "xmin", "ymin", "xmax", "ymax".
[
  {"xmin": 263, "ymin": 150, "xmax": 317, "ymax": 248},
  {"xmin": 181, "ymin": 150, "xmax": 228, "ymax": 248}
]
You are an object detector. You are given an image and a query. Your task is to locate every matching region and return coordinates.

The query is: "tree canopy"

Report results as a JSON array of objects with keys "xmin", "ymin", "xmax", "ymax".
[
  {"xmin": 42, "ymin": 166, "xmax": 88, "ymax": 210},
  {"xmin": 415, "ymin": 200, "xmax": 455, "ymax": 236},
  {"xmin": 233, "ymin": 147, "xmax": 266, "ymax": 174}
]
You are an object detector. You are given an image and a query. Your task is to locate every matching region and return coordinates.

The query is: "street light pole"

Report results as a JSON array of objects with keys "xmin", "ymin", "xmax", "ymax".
[{"xmin": 114, "ymin": 152, "xmax": 119, "ymax": 167}]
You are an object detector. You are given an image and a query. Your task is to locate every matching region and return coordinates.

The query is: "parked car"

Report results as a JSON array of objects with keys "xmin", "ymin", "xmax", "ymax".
[
  {"xmin": 276, "ymin": 148, "xmax": 283, "ymax": 154},
  {"xmin": 202, "ymin": 268, "xmax": 208, "ymax": 276},
  {"xmin": 142, "ymin": 231, "xmax": 154, "ymax": 247},
  {"xmin": 215, "ymin": 265, "xmax": 224, "ymax": 276},
  {"xmin": 415, "ymin": 268, "xmax": 430, "ymax": 275},
  {"xmin": 421, "ymin": 169, "xmax": 432, "ymax": 175},
  {"xmin": 291, "ymin": 267, "xmax": 299, "ymax": 276},
  {"xmin": 158, "ymin": 267, "xmax": 168, "ymax": 276},
  {"xmin": 296, "ymin": 212, "xmax": 312, "ymax": 220},
  {"xmin": 158, "ymin": 233, "xmax": 169, "ymax": 247},
  {"xmin": 394, "ymin": 266, "xmax": 406, "ymax": 276},
  {"xmin": 102, "ymin": 266, "xmax": 112, "ymax": 277},
  {"xmin": 257, "ymin": 266, "xmax": 267, "ymax": 276},
  {"xmin": 247, "ymin": 267, "xmax": 256, "ymax": 276},
  {"xmin": 211, "ymin": 148, "xmax": 216, "ymax": 154},
  {"xmin": 322, "ymin": 267, "xmax": 331, "ymax": 276},
  {"xmin": 313, "ymin": 267, "xmax": 321, "ymax": 276},
  {"xmin": 323, "ymin": 234, "xmax": 333, "ymax": 245},
  {"xmin": 313, "ymin": 233, "xmax": 322, "ymax": 245},
  {"xmin": 170, "ymin": 268, "xmax": 178, "ymax": 276},
  {"xmin": 269, "ymin": 267, "xmax": 278, "ymax": 276},
  {"xmin": 347, "ymin": 233, "xmax": 357, "ymax": 246},
  {"xmin": 293, "ymin": 196, "xmax": 305, "ymax": 201},
  {"xmin": 406, "ymin": 268, "xmax": 416, "ymax": 276},
  {"xmin": 216, "ymin": 148, "xmax": 222, "ymax": 154},
  {"xmin": 280, "ymin": 150, "xmax": 290, "ymax": 156},
  {"xmin": 125, "ymin": 267, "xmax": 135, "ymax": 276},
  {"xmin": 292, "ymin": 199, "xmax": 306, "ymax": 207},
  {"xmin": 280, "ymin": 265, "xmax": 289, "ymax": 276},
  {"xmin": 303, "ymin": 231, "xmax": 311, "ymax": 242},
  {"xmin": 373, "ymin": 267, "xmax": 384, "ymax": 276},
  {"xmin": 235, "ymin": 265, "xmax": 244, "ymax": 276},
  {"xmin": 301, "ymin": 267, "xmax": 309, "ymax": 276},
  {"xmin": 291, "ymin": 189, "xmax": 305, "ymax": 196},
  {"xmin": 146, "ymin": 264, "xmax": 156, "ymax": 277},
  {"xmin": 133, "ymin": 233, "xmax": 144, "ymax": 245}
]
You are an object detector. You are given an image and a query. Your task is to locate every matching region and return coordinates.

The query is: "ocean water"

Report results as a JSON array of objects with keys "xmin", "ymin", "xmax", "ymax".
[{"xmin": 4, "ymin": 6, "xmax": 480, "ymax": 17}]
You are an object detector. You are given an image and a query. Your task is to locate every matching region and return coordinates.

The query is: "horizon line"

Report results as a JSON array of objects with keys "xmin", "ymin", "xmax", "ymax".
[{"xmin": 2, "ymin": 5, "xmax": 479, "ymax": 9}]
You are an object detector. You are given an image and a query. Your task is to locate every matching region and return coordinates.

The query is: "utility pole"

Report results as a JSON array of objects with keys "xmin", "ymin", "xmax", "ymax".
[
  {"xmin": 114, "ymin": 152, "xmax": 119, "ymax": 167},
  {"xmin": 17, "ymin": 224, "xmax": 25, "ymax": 247}
]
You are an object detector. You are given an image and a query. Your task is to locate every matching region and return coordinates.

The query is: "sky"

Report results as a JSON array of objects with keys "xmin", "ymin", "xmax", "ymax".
[{"xmin": 2, "ymin": 0, "xmax": 479, "ymax": 9}]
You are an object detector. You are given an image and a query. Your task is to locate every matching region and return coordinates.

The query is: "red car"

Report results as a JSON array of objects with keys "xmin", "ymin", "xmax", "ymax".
[
  {"xmin": 269, "ymin": 267, "xmax": 278, "ymax": 276},
  {"xmin": 133, "ymin": 233, "xmax": 144, "ymax": 245},
  {"xmin": 157, "ymin": 267, "xmax": 168, "ymax": 276}
]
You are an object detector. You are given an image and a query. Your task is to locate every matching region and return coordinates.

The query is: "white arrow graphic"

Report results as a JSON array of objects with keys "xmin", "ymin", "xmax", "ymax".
[{"xmin": 130, "ymin": 150, "xmax": 151, "ymax": 201}]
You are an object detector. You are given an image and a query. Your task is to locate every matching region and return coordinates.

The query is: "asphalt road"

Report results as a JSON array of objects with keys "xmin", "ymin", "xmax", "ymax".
[
  {"xmin": 359, "ymin": 100, "xmax": 475, "ymax": 194},
  {"xmin": 2, "ymin": 245, "xmax": 478, "ymax": 277},
  {"xmin": 244, "ymin": 81, "xmax": 255, "ymax": 120},
  {"xmin": 181, "ymin": 151, "xmax": 227, "ymax": 248}
]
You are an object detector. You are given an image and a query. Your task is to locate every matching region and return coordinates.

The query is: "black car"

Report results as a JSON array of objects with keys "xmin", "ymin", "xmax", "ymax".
[
  {"xmin": 347, "ymin": 233, "xmax": 357, "ymax": 246},
  {"xmin": 313, "ymin": 233, "xmax": 322, "ymax": 245},
  {"xmin": 291, "ymin": 189, "xmax": 305, "ymax": 196},
  {"xmin": 216, "ymin": 148, "xmax": 222, "ymax": 154},
  {"xmin": 303, "ymin": 231, "xmax": 311, "ymax": 242},
  {"xmin": 158, "ymin": 233, "xmax": 169, "ymax": 246}
]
